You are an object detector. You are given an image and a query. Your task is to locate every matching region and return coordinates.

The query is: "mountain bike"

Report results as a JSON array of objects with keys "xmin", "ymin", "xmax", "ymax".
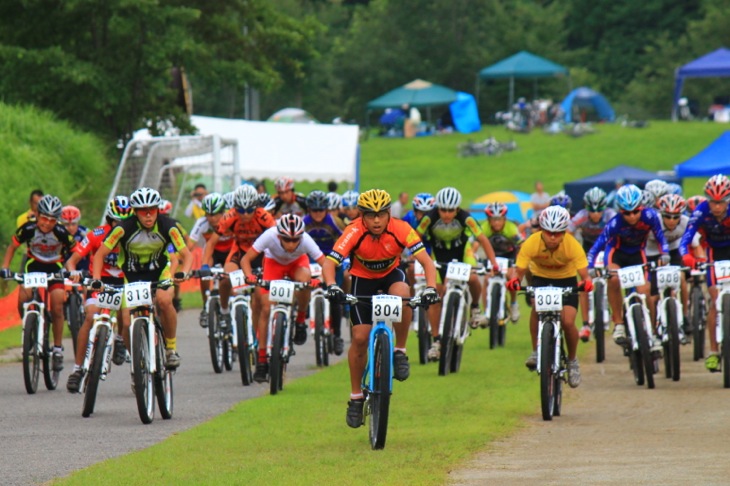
[
  {"xmin": 437, "ymin": 261, "xmax": 486, "ymax": 376},
  {"xmin": 654, "ymin": 265, "xmax": 685, "ymax": 382},
  {"xmin": 687, "ymin": 266, "xmax": 707, "ymax": 361},
  {"xmin": 409, "ymin": 260, "xmax": 431, "ymax": 365},
  {"xmin": 521, "ymin": 285, "xmax": 577, "ymax": 421},
  {"xmin": 7, "ymin": 271, "xmax": 64, "ymax": 394},
  {"xmin": 79, "ymin": 283, "xmax": 122, "ymax": 417},
  {"xmin": 126, "ymin": 279, "xmax": 174, "ymax": 424},
  {"xmin": 308, "ymin": 263, "xmax": 333, "ymax": 367},
  {"xmin": 227, "ymin": 269, "xmax": 256, "ymax": 386},
  {"xmin": 341, "ymin": 293, "xmax": 429, "ymax": 449},
  {"xmin": 484, "ymin": 257, "xmax": 511, "ymax": 349},
  {"xmin": 195, "ymin": 267, "xmax": 235, "ymax": 374},
  {"xmin": 709, "ymin": 260, "xmax": 730, "ymax": 387},
  {"xmin": 588, "ymin": 252, "xmax": 610, "ymax": 363},
  {"xmin": 64, "ymin": 278, "xmax": 85, "ymax": 356}
]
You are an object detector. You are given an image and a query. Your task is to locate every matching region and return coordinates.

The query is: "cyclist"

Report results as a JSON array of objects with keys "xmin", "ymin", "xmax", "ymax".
[
  {"xmin": 507, "ymin": 205, "xmax": 591, "ymax": 388},
  {"xmin": 686, "ymin": 195, "xmax": 707, "ymax": 214},
  {"xmin": 402, "ymin": 192, "xmax": 435, "ymax": 230},
  {"xmin": 341, "ymin": 190, "xmax": 360, "ymax": 224},
  {"xmin": 417, "ymin": 187, "xmax": 500, "ymax": 360},
  {"xmin": 474, "ymin": 202, "xmax": 524, "ymax": 324},
  {"xmin": 644, "ymin": 179, "xmax": 669, "ymax": 207},
  {"xmin": 587, "ymin": 184, "xmax": 669, "ymax": 352},
  {"xmin": 550, "ymin": 193, "xmax": 572, "ymax": 211},
  {"xmin": 272, "ymin": 177, "xmax": 307, "ymax": 217},
  {"xmin": 680, "ymin": 175, "xmax": 730, "ymax": 372},
  {"xmin": 569, "ymin": 187, "xmax": 616, "ymax": 341},
  {"xmin": 241, "ymin": 214, "xmax": 326, "ymax": 383},
  {"xmin": 159, "ymin": 199, "xmax": 173, "ymax": 215},
  {"xmin": 60, "ymin": 205, "xmax": 90, "ymax": 272},
  {"xmin": 189, "ymin": 193, "xmax": 233, "ymax": 326},
  {"xmin": 92, "ymin": 187, "xmax": 192, "ymax": 369},
  {"xmin": 1, "ymin": 195, "xmax": 76, "ymax": 371},
  {"xmin": 326, "ymin": 192, "xmax": 347, "ymax": 230},
  {"xmin": 667, "ymin": 182, "xmax": 683, "ymax": 196},
  {"xmin": 65, "ymin": 196, "xmax": 133, "ymax": 392},
  {"xmin": 321, "ymin": 189, "xmax": 439, "ymax": 428},
  {"xmin": 304, "ymin": 190, "xmax": 345, "ymax": 355}
]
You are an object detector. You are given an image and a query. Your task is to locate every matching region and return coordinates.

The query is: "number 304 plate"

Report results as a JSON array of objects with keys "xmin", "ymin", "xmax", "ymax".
[{"xmin": 371, "ymin": 294, "xmax": 402, "ymax": 324}]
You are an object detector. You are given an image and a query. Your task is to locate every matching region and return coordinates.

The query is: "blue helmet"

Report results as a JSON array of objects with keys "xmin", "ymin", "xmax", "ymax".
[
  {"xmin": 667, "ymin": 182, "xmax": 683, "ymax": 196},
  {"xmin": 550, "ymin": 193, "xmax": 572, "ymax": 211},
  {"xmin": 341, "ymin": 190, "xmax": 359, "ymax": 209},
  {"xmin": 412, "ymin": 192, "xmax": 435, "ymax": 212},
  {"xmin": 616, "ymin": 184, "xmax": 643, "ymax": 211}
]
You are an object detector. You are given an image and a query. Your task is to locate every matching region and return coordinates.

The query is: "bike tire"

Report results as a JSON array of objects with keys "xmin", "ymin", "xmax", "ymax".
[
  {"xmin": 450, "ymin": 308, "xmax": 467, "ymax": 373},
  {"xmin": 154, "ymin": 326, "xmax": 173, "ymax": 420},
  {"xmin": 22, "ymin": 313, "xmax": 40, "ymax": 394},
  {"xmin": 690, "ymin": 286, "xmax": 704, "ymax": 361},
  {"xmin": 667, "ymin": 299, "xmax": 680, "ymax": 382},
  {"xmin": 42, "ymin": 313, "xmax": 58, "ymax": 391},
  {"xmin": 222, "ymin": 322, "xmax": 233, "ymax": 372},
  {"xmin": 416, "ymin": 306, "xmax": 431, "ymax": 365},
  {"xmin": 208, "ymin": 300, "xmax": 223, "ymax": 374},
  {"xmin": 82, "ymin": 326, "xmax": 108, "ymax": 417},
  {"xmin": 314, "ymin": 298, "xmax": 326, "ymax": 367},
  {"xmin": 594, "ymin": 281, "xmax": 606, "ymax": 363},
  {"xmin": 131, "ymin": 319, "xmax": 155, "ymax": 424},
  {"xmin": 723, "ymin": 294, "xmax": 730, "ymax": 389},
  {"xmin": 369, "ymin": 331, "xmax": 391, "ymax": 450},
  {"xmin": 67, "ymin": 292, "xmax": 83, "ymax": 356},
  {"xmin": 236, "ymin": 304, "xmax": 253, "ymax": 386},
  {"xmin": 269, "ymin": 313, "xmax": 286, "ymax": 395},
  {"xmin": 553, "ymin": 348, "xmax": 565, "ymax": 417},
  {"xmin": 438, "ymin": 293, "xmax": 459, "ymax": 376},
  {"xmin": 633, "ymin": 305, "xmax": 655, "ymax": 389},
  {"xmin": 540, "ymin": 319, "xmax": 556, "ymax": 421},
  {"xmin": 489, "ymin": 285, "xmax": 500, "ymax": 350}
]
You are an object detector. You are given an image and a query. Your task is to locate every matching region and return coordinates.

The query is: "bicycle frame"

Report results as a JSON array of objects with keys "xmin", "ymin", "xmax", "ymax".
[
  {"xmin": 654, "ymin": 265, "xmax": 685, "ymax": 344},
  {"xmin": 438, "ymin": 262, "xmax": 481, "ymax": 347},
  {"xmin": 81, "ymin": 303, "xmax": 117, "ymax": 388},
  {"xmin": 712, "ymin": 261, "xmax": 730, "ymax": 346},
  {"xmin": 484, "ymin": 257, "xmax": 511, "ymax": 323},
  {"xmin": 17, "ymin": 273, "xmax": 58, "ymax": 360},
  {"xmin": 410, "ymin": 260, "xmax": 427, "ymax": 330}
]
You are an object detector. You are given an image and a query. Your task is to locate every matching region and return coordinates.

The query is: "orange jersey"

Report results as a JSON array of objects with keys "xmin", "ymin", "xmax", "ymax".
[
  {"xmin": 216, "ymin": 208, "xmax": 275, "ymax": 253},
  {"xmin": 328, "ymin": 217, "xmax": 424, "ymax": 279}
]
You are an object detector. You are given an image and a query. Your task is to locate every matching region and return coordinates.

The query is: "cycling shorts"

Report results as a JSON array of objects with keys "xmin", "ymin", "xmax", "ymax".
[
  {"xmin": 261, "ymin": 255, "xmax": 309, "ymax": 295},
  {"xmin": 350, "ymin": 267, "xmax": 407, "ymax": 326},
  {"xmin": 86, "ymin": 276, "xmax": 125, "ymax": 307},
  {"xmin": 212, "ymin": 249, "xmax": 228, "ymax": 267},
  {"xmin": 648, "ymin": 249, "xmax": 682, "ymax": 296},
  {"xmin": 707, "ymin": 246, "xmax": 730, "ymax": 287},
  {"xmin": 227, "ymin": 248, "xmax": 264, "ymax": 271},
  {"xmin": 530, "ymin": 276, "xmax": 579, "ymax": 309}
]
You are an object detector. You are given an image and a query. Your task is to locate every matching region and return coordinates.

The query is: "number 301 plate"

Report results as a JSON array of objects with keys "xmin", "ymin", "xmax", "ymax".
[
  {"xmin": 372, "ymin": 294, "xmax": 402, "ymax": 324},
  {"xmin": 534, "ymin": 287, "xmax": 563, "ymax": 312},
  {"xmin": 269, "ymin": 280, "xmax": 295, "ymax": 304}
]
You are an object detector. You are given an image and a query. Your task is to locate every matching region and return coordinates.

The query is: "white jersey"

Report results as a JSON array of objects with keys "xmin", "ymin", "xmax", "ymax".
[
  {"xmin": 252, "ymin": 227, "xmax": 323, "ymax": 264},
  {"xmin": 188, "ymin": 216, "xmax": 234, "ymax": 246},
  {"xmin": 645, "ymin": 214, "xmax": 699, "ymax": 256}
]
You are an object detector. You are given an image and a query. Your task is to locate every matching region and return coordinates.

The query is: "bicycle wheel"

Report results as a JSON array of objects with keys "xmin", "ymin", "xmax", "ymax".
[
  {"xmin": 666, "ymin": 299, "xmax": 680, "ymax": 382},
  {"xmin": 236, "ymin": 304, "xmax": 253, "ymax": 386},
  {"xmin": 67, "ymin": 292, "xmax": 83, "ymax": 356},
  {"xmin": 450, "ymin": 310, "xmax": 467, "ymax": 373},
  {"xmin": 540, "ymin": 319, "xmax": 556, "ymax": 421},
  {"xmin": 82, "ymin": 326, "xmax": 108, "ymax": 417},
  {"xmin": 552, "ymin": 346, "xmax": 565, "ymax": 417},
  {"xmin": 416, "ymin": 306, "xmax": 431, "ymax": 365},
  {"xmin": 131, "ymin": 319, "xmax": 155, "ymax": 424},
  {"xmin": 723, "ymin": 294, "xmax": 730, "ymax": 389},
  {"xmin": 22, "ymin": 313, "xmax": 40, "ymax": 394},
  {"xmin": 154, "ymin": 327, "xmax": 173, "ymax": 420},
  {"xmin": 488, "ymin": 285, "xmax": 500, "ymax": 350},
  {"xmin": 207, "ymin": 299, "xmax": 223, "ymax": 373},
  {"xmin": 314, "ymin": 298, "xmax": 326, "ymax": 367},
  {"xmin": 222, "ymin": 321, "xmax": 233, "ymax": 372},
  {"xmin": 369, "ymin": 331, "xmax": 391, "ymax": 450},
  {"xmin": 633, "ymin": 305, "xmax": 655, "ymax": 389},
  {"xmin": 438, "ymin": 293, "xmax": 459, "ymax": 376},
  {"xmin": 690, "ymin": 286, "xmax": 705, "ymax": 361},
  {"xmin": 269, "ymin": 313, "xmax": 286, "ymax": 395},
  {"xmin": 594, "ymin": 281, "xmax": 606, "ymax": 363},
  {"xmin": 42, "ymin": 313, "xmax": 58, "ymax": 391}
]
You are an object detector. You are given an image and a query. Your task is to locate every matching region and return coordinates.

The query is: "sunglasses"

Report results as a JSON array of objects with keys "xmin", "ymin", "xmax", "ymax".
[
  {"xmin": 543, "ymin": 230, "xmax": 565, "ymax": 237},
  {"xmin": 310, "ymin": 208, "xmax": 326, "ymax": 213},
  {"xmin": 587, "ymin": 207, "xmax": 606, "ymax": 213},
  {"xmin": 236, "ymin": 206, "xmax": 256, "ymax": 214},
  {"xmin": 280, "ymin": 236, "xmax": 301, "ymax": 243},
  {"xmin": 621, "ymin": 209, "xmax": 641, "ymax": 216},
  {"xmin": 38, "ymin": 215, "xmax": 57, "ymax": 223},
  {"xmin": 137, "ymin": 207, "xmax": 158, "ymax": 216},
  {"xmin": 662, "ymin": 214, "xmax": 680, "ymax": 220},
  {"xmin": 438, "ymin": 208, "xmax": 457, "ymax": 213},
  {"xmin": 192, "ymin": 192, "xmax": 204, "ymax": 198}
]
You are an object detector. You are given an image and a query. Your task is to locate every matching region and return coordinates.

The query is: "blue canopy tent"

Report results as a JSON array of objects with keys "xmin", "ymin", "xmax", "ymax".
[
  {"xmin": 450, "ymin": 92, "xmax": 481, "ymax": 133},
  {"xmin": 675, "ymin": 131, "xmax": 730, "ymax": 177},
  {"xmin": 673, "ymin": 47, "xmax": 730, "ymax": 120},
  {"xmin": 563, "ymin": 165, "xmax": 682, "ymax": 207},
  {"xmin": 560, "ymin": 87, "xmax": 615, "ymax": 123}
]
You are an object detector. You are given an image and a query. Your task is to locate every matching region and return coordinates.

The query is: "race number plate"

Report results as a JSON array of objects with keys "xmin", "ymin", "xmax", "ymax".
[
  {"xmin": 371, "ymin": 294, "xmax": 402, "ymax": 324},
  {"xmin": 269, "ymin": 280, "xmax": 295, "ymax": 304},
  {"xmin": 445, "ymin": 262, "xmax": 471, "ymax": 283},
  {"xmin": 494, "ymin": 257, "xmax": 510, "ymax": 273},
  {"xmin": 309, "ymin": 263, "xmax": 322, "ymax": 278},
  {"xmin": 656, "ymin": 265, "xmax": 681, "ymax": 290},
  {"xmin": 414, "ymin": 260, "xmax": 425, "ymax": 278},
  {"xmin": 97, "ymin": 291, "xmax": 122, "ymax": 310},
  {"xmin": 534, "ymin": 287, "xmax": 563, "ymax": 312},
  {"xmin": 125, "ymin": 281, "xmax": 153, "ymax": 307},
  {"xmin": 228, "ymin": 269, "xmax": 246, "ymax": 290},
  {"xmin": 23, "ymin": 272, "xmax": 47, "ymax": 289},
  {"xmin": 595, "ymin": 251, "xmax": 606, "ymax": 269},
  {"xmin": 715, "ymin": 261, "xmax": 730, "ymax": 284},
  {"xmin": 617, "ymin": 265, "xmax": 645, "ymax": 289}
]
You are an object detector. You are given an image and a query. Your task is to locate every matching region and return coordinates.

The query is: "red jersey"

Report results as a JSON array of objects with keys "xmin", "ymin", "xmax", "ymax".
[{"xmin": 73, "ymin": 224, "xmax": 124, "ymax": 278}]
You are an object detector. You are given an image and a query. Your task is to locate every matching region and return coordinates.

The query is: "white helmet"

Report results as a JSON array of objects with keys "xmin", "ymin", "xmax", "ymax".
[
  {"xmin": 341, "ymin": 190, "xmax": 359, "ymax": 208},
  {"xmin": 235, "ymin": 184, "xmax": 258, "ymax": 209},
  {"xmin": 223, "ymin": 192, "xmax": 236, "ymax": 210},
  {"xmin": 435, "ymin": 187, "xmax": 462, "ymax": 210},
  {"xmin": 130, "ymin": 187, "xmax": 162, "ymax": 209},
  {"xmin": 327, "ymin": 192, "xmax": 342, "ymax": 211},
  {"xmin": 539, "ymin": 205, "xmax": 570, "ymax": 232},
  {"xmin": 276, "ymin": 214, "xmax": 305, "ymax": 238},
  {"xmin": 644, "ymin": 179, "xmax": 668, "ymax": 200},
  {"xmin": 37, "ymin": 195, "xmax": 63, "ymax": 219}
]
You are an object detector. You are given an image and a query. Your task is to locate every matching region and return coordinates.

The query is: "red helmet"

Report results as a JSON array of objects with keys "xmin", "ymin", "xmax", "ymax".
[
  {"xmin": 60, "ymin": 205, "xmax": 81, "ymax": 224},
  {"xmin": 274, "ymin": 177, "xmax": 295, "ymax": 192},
  {"xmin": 704, "ymin": 174, "xmax": 730, "ymax": 202},
  {"xmin": 658, "ymin": 194, "xmax": 686, "ymax": 215},
  {"xmin": 158, "ymin": 199, "xmax": 173, "ymax": 214},
  {"xmin": 484, "ymin": 202, "xmax": 508, "ymax": 218},
  {"xmin": 276, "ymin": 214, "xmax": 305, "ymax": 239},
  {"xmin": 686, "ymin": 195, "xmax": 707, "ymax": 213}
]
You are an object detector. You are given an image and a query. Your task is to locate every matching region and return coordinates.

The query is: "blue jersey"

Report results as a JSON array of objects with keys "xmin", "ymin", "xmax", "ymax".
[
  {"xmin": 402, "ymin": 210, "xmax": 432, "ymax": 254},
  {"xmin": 679, "ymin": 200, "xmax": 730, "ymax": 255},
  {"xmin": 65, "ymin": 225, "xmax": 90, "ymax": 271},
  {"xmin": 587, "ymin": 208, "xmax": 668, "ymax": 267},
  {"xmin": 303, "ymin": 214, "xmax": 342, "ymax": 255}
]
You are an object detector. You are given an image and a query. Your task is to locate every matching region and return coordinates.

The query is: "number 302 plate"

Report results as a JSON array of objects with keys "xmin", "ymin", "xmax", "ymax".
[
  {"xmin": 534, "ymin": 287, "xmax": 563, "ymax": 312},
  {"xmin": 371, "ymin": 295, "xmax": 402, "ymax": 325}
]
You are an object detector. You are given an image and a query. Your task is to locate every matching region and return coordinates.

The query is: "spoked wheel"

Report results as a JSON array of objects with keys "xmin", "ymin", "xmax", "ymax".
[
  {"xmin": 236, "ymin": 305, "xmax": 253, "ymax": 386},
  {"xmin": 22, "ymin": 313, "xmax": 40, "ymax": 394},
  {"xmin": 633, "ymin": 306, "xmax": 655, "ymax": 389},
  {"xmin": 489, "ymin": 285, "xmax": 501, "ymax": 349},
  {"xmin": 67, "ymin": 292, "xmax": 84, "ymax": 356},
  {"xmin": 594, "ymin": 281, "xmax": 606, "ymax": 363},
  {"xmin": 208, "ymin": 301, "xmax": 223, "ymax": 374},
  {"xmin": 416, "ymin": 307, "xmax": 431, "ymax": 365},
  {"xmin": 438, "ymin": 293, "xmax": 459, "ymax": 376},
  {"xmin": 42, "ymin": 314, "xmax": 59, "ymax": 391},
  {"xmin": 269, "ymin": 314, "xmax": 286, "ymax": 395},
  {"xmin": 540, "ymin": 320, "xmax": 556, "ymax": 421},
  {"xmin": 369, "ymin": 331, "xmax": 391, "ymax": 450},
  {"xmin": 314, "ymin": 298, "xmax": 327, "ymax": 367},
  {"xmin": 552, "ymin": 351, "xmax": 565, "ymax": 417},
  {"xmin": 82, "ymin": 326, "xmax": 108, "ymax": 417},
  {"xmin": 132, "ymin": 319, "xmax": 155, "ymax": 424},
  {"xmin": 154, "ymin": 327, "xmax": 173, "ymax": 420},
  {"xmin": 690, "ymin": 286, "xmax": 705, "ymax": 362},
  {"xmin": 722, "ymin": 295, "xmax": 730, "ymax": 389},
  {"xmin": 222, "ymin": 323, "xmax": 234, "ymax": 372},
  {"xmin": 450, "ymin": 311, "xmax": 467, "ymax": 373},
  {"xmin": 666, "ymin": 300, "xmax": 680, "ymax": 382}
]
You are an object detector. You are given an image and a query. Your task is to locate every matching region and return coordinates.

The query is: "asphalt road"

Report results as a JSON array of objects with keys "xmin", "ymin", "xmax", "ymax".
[{"xmin": 0, "ymin": 309, "xmax": 342, "ymax": 486}]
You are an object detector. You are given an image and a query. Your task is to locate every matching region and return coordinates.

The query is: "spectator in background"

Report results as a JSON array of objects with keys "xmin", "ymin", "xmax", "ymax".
[
  {"xmin": 255, "ymin": 181, "xmax": 268, "ymax": 194},
  {"xmin": 530, "ymin": 181, "xmax": 551, "ymax": 216},
  {"xmin": 391, "ymin": 192, "xmax": 409, "ymax": 218},
  {"xmin": 185, "ymin": 183, "xmax": 207, "ymax": 219},
  {"xmin": 327, "ymin": 181, "xmax": 338, "ymax": 193},
  {"xmin": 16, "ymin": 189, "xmax": 44, "ymax": 228}
]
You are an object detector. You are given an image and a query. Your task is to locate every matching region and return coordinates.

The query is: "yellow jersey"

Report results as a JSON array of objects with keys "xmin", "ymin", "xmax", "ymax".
[{"xmin": 516, "ymin": 231, "xmax": 587, "ymax": 279}]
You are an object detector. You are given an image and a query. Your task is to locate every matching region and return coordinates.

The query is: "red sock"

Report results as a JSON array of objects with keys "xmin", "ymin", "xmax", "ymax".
[
  {"xmin": 258, "ymin": 349, "xmax": 266, "ymax": 363},
  {"xmin": 296, "ymin": 310, "xmax": 306, "ymax": 324}
]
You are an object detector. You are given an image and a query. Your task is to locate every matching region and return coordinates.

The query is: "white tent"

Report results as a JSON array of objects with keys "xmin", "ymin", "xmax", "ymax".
[{"xmin": 190, "ymin": 115, "xmax": 359, "ymax": 184}]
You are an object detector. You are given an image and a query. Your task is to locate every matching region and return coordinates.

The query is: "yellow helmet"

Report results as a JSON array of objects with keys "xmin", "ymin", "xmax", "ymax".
[{"xmin": 357, "ymin": 189, "xmax": 392, "ymax": 213}]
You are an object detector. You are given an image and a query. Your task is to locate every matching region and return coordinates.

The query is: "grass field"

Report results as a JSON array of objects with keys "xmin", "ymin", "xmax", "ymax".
[{"xmin": 51, "ymin": 120, "xmax": 730, "ymax": 484}]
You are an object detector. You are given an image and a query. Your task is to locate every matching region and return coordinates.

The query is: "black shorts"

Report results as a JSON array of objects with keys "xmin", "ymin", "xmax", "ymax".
[
  {"xmin": 227, "ymin": 249, "xmax": 264, "ymax": 272},
  {"xmin": 24, "ymin": 259, "xmax": 64, "ymax": 291},
  {"xmin": 648, "ymin": 249, "xmax": 682, "ymax": 296},
  {"xmin": 350, "ymin": 267, "xmax": 407, "ymax": 326},
  {"xmin": 531, "ymin": 275, "xmax": 579, "ymax": 309},
  {"xmin": 125, "ymin": 267, "xmax": 172, "ymax": 290},
  {"xmin": 607, "ymin": 249, "xmax": 646, "ymax": 268},
  {"xmin": 212, "ymin": 249, "xmax": 229, "ymax": 267},
  {"xmin": 707, "ymin": 246, "xmax": 730, "ymax": 287}
]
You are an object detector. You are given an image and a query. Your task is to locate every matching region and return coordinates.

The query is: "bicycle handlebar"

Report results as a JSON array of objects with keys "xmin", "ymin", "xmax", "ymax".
[{"xmin": 342, "ymin": 294, "xmax": 438, "ymax": 308}]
